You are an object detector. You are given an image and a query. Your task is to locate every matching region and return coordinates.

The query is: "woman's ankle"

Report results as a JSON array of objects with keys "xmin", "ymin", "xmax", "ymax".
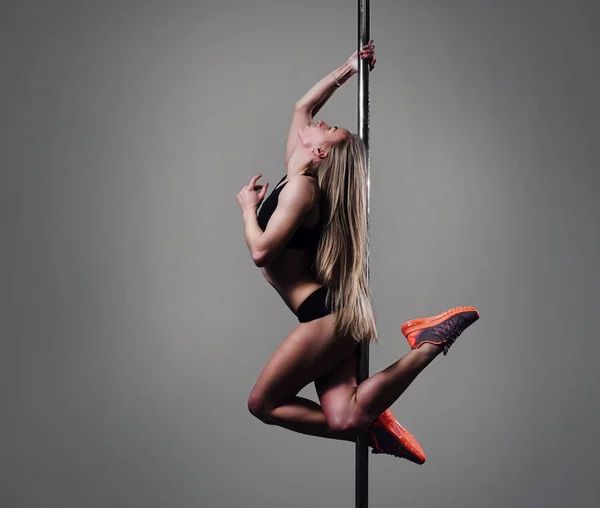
[{"xmin": 412, "ymin": 343, "xmax": 444, "ymax": 362}]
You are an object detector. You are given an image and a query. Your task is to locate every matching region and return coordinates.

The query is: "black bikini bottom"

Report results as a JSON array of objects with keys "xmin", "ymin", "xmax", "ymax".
[{"xmin": 296, "ymin": 287, "xmax": 332, "ymax": 323}]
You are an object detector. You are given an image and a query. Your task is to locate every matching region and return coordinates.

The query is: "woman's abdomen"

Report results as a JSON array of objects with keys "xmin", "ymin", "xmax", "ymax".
[{"xmin": 260, "ymin": 250, "xmax": 323, "ymax": 314}]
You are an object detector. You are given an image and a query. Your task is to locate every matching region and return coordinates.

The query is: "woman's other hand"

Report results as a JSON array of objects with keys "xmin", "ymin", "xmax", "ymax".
[
  {"xmin": 347, "ymin": 40, "xmax": 376, "ymax": 73},
  {"xmin": 237, "ymin": 174, "xmax": 269, "ymax": 213}
]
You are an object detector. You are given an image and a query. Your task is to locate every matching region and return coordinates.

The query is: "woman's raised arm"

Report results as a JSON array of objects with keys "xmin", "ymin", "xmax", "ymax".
[
  {"xmin": 295, "ymin": 60, "xmax": 356, "ymax": 115},
  {"xmin": 285, "ymin": 41, "xmax": 375, "ymax": 165},
  {"xmin": 295, "ymin": 40, "xmax": 374, "ymax": 114}
]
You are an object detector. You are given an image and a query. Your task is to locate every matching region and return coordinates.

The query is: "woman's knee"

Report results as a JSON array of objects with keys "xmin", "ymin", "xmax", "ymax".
[
  {"xmin": 326, "ymin": 413, "xmax": 356, "ymax": 433},
  {"xmin": 328, "ymin": 409, "xmax": 373, "ymax": 433},
  {"xmin": 247, "ymin": 390, "xmax": 274, "ymax": 423}
]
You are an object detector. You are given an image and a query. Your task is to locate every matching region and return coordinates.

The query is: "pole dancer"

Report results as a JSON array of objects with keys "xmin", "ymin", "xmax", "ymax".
[{"xmin": 236, "ymin": 41, "xmax": 480, "ymax": 465}]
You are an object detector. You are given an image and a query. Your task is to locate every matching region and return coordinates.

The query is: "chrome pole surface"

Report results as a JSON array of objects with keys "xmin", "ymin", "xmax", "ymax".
[{"xmin": 355, "ymin": 1, "xmax": 370, "ymax": 508}]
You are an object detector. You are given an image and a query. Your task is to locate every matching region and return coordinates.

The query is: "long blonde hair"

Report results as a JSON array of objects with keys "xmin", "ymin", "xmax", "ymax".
[{"xmin": 305, "ymin": 134, "xmax": 378, "ymax": 344}]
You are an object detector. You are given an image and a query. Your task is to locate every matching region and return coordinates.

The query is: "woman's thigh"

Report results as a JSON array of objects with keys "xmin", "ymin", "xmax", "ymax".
[
  {"xmin": 248, "ymin": 313, "xmax": 359, "ymax": 413},
  {"xmin": 314, "ymin": 351, "xmax": 366, "ymax": 429}
]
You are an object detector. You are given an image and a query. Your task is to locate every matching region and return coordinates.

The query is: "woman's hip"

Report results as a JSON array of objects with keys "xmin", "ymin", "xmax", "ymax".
[{"xmin": 296, "ymin": 286, "xmax": 332, "ymax": 323}]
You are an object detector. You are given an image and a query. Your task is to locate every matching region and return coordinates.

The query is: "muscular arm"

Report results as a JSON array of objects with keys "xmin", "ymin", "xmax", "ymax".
[
  {"xmin": 242, "ymin": 178, "xmax": 316, "ymax": 267},
  {"xmin": 285, "ymin": 61, "xmax": 357, "ymax": 166}
]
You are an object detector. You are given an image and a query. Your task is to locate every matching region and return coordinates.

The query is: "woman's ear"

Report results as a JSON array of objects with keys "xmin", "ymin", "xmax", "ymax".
[{"xmin": 313, "ymin": 147, "xmax": 328, "ymax": 160}]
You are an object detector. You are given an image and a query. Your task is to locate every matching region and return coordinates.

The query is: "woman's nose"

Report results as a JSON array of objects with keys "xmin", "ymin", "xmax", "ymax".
[{"xmin": 317, "ymin": 120, "xmax": 325, "ymax": 128}]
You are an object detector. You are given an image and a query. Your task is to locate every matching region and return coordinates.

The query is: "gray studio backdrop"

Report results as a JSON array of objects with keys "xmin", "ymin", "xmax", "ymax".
[{"xmin": 3, "ymin": 1, "xmax": 599, "ymax": 507}]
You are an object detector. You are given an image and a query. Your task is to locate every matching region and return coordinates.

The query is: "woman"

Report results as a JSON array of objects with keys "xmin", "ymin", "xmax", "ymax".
[{"xmin": 236, "ymin": 41, "xmax": 479, "ymax": 464}]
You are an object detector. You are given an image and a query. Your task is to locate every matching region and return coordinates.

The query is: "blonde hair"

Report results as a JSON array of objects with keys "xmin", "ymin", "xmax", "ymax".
[{"xmin": 305, "ymin": 134, "xmax": 378, "ymax": 344}]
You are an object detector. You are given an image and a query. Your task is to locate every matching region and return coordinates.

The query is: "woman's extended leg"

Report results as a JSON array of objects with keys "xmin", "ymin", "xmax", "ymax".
[{"xmin": 315, "ymin": 341, "xmax": 443, "ymax": 431}]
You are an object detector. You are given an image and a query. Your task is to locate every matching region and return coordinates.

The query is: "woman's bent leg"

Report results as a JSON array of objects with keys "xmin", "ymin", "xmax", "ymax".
[
  {"xmin": 247, "ymin": 313, "xmax": 360, "ymax": 440},
  {"xmin": 266, "ymin": 396, "xmax": 357, "ymax": 442},
  {"xmin": 249, "ymin": 313, "xmax": 447, "ymax": 441},
  {"xmin": 251, "ymin": 345, "xmax": 442, "ymax": 443}
]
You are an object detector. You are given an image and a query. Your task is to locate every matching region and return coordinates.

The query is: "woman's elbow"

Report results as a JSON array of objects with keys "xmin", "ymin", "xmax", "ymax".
[
  {"xmin": 252, "ymin": 249, "xmax": 269, "ymax": 268},
  {"xmin": 294, "ymin": 101, "xmax": 312, "ymax": 113},
  {"xmin": 253, "ymin": 246, "xmax": 280, "ymax": 268}
]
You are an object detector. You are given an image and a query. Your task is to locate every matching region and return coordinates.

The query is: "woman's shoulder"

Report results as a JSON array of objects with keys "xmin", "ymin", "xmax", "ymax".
[
  {"xmin": 297, "ymin": 173, "xmax": 320, "ymax": 198},
  {"xmin": 280, "ymin": 173, "xmax": 319, "ymax": 209}
]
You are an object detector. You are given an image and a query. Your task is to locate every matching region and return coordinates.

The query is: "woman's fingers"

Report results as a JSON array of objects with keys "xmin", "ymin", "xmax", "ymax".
[
  {"xmin": 360, "ymin": 42, "xmax": 375, "ymax": 59},
  {"xmin": 249, "ymin": 173, "xmax": 262, "ymax": 187},
  {"xmin": 359, "ymin": 40, "xmax": 374, "ymax": 53},
  {"xmin": 258, "ymin": 182, "xmax": 269, "ymax": 199},
  {"xmin": 351, "ymin": 40, "xmax": 374, "ymax": 64},
  {"xmin": 360, "ymin": 46, "xmax": 375, "ymax": 70}
]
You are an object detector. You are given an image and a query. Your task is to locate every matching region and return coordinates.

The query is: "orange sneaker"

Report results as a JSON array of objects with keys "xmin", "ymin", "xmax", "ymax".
[
  {"xmin": 401, "ymin": 306, "xmax": 480, "ymax": 356},
  {"xmin": 368, "ymin": 408, "xmax": 426, "ymax": 464}
]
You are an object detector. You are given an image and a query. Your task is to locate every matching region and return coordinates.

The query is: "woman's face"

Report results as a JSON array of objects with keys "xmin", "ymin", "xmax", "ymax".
[{"xmin": 298, "ymin": 120, "xmax": 351, "ymax": 150}]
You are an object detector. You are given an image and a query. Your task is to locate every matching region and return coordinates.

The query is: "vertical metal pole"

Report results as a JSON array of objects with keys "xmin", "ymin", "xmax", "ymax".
[{"xmin": 356, "ymin": 1, "xmax": 370, "ymax": 508}]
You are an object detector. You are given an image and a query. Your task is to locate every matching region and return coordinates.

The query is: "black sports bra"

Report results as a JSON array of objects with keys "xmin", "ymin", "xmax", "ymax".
[{"xmin": 256, "ymin": 174, "xmax": 320, "ymax": 251}]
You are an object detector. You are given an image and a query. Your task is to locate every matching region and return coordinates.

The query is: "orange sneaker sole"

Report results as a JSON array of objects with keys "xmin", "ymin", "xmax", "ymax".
[
  {"xmin": 369, "ymin": 408, "xmax": 426, "ymax": 465},
  {"xmin": 401, "ymin": 306, "xmax": 479, "ymax": 347}
]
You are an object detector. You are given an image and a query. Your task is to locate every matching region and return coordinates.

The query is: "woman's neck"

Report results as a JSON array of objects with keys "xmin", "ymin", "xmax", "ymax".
[{"xmin": 286, "ymin": 150, "xmax": 313, "ymax": 178}]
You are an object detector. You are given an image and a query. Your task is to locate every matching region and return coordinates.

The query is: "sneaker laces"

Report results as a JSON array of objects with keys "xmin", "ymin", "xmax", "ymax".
[{"xmin": 432, "ymin": 316, "xmax": 463, "ymax": 355}]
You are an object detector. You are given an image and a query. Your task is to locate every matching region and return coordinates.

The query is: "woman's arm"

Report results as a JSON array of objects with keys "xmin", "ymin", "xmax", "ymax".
[
  {"xmin": 285, "ymin": 42, "xmax": 375, "ymax": 165},
  {"xmin": 295, "ymin": 60, "xmax": 357, "ymax": 115},
  {"xmin": 285, "ymin": 62, "xmax": 356, "ymax": 166},
  {"xmin": 242, "ymin": 178, "xmax": 316, "ymax": 267}
]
